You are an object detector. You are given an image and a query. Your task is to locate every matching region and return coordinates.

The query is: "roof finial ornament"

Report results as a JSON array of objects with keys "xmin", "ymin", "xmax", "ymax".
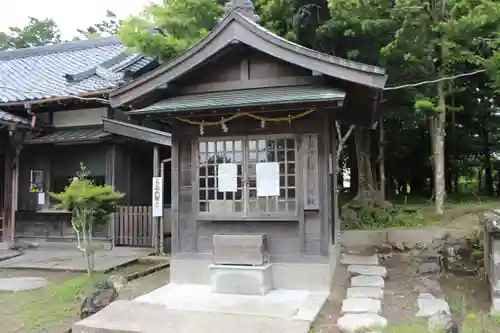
[{"xmin": 225, "ymin": 0, "xmax": 260, "ymax": 23}]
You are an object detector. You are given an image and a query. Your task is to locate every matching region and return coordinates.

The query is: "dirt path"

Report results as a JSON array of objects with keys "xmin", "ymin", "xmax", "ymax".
[
  {"xmin": 382, "ymin": 253, "xmax": 422, "ymax": 326},
  {"xmin": 310, "ymin": 264, "xmax": 347, "ymax": 333}
]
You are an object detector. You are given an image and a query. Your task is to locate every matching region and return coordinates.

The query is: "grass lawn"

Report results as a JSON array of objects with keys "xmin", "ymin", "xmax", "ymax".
[
  {"xmin": 0, "ymin": 266, "xmax": 170, "ymax": 333},
  {"xmin": 0, "ymin": 273, "xmax": 106, "ymax": 333},
  {"xmin": 396, "ymin": 195, "xmax": 499, "ymax": 227}
]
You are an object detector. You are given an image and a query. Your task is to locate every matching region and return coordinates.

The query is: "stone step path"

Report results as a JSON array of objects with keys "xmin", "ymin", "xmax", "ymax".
[
  {"xmin": 337, "ymin": 254, "xmax": 388, "ymax": 333},
  {"xmin": 414, "ymin": 273, "xmax": 453, "ymax": 331}
]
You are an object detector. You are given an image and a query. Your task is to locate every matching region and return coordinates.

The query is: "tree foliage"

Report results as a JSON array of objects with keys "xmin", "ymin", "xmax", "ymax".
[
  {"xmin": 119, "ymin": 0, "xmax": 224, "ymax": 61},
  {"xmin": 76, "ymin": 10, "xmax": 122, "ymax": 39},
  {"xmin": 50, "ymin": 164, "xmax": 124, "ymax": 275},
  {"xmin": 0, "ymin": 17, "xmax": 61, "ymax": 50}
]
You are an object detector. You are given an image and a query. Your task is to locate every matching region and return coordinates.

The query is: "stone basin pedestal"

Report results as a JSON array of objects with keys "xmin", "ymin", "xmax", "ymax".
[
  {"xmin": 484, "ymin": 211, "xmax": 500, "ymax": 315},
  {"xmin": 210, "ymin": 234, "xmax": 272, "ymax": 296},
  {"xmin": 209, "ymin": 263, "xmax": 273, "ymax": 295}
]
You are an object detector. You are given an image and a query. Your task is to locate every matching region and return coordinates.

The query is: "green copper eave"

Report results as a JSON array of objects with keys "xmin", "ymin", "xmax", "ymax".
[{"xmin": 128, "ymin": 85, "xmax": 346, "ymax": 115}]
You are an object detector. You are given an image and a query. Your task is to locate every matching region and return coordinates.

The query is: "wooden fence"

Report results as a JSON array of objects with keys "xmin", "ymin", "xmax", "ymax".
[{"xmin": 114, "ymin": 205, "xmax": 171, "ymax": 247}]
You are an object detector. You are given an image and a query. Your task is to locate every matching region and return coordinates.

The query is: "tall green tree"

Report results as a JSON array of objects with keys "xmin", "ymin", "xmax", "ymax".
[
  {"xmin": 0, "ymin": 17, "xmax": 61, "ymax": 50},
  {"xmin": 119, "ymin": 0, "xmax": 224, "ymax": 61},
  {"xmin": 381, "ymin": 0, "xmax": 500, "ymax": 214},
  {"xmin": 320, "ymin": 0, "xmax": 399, "ymax": 203}
]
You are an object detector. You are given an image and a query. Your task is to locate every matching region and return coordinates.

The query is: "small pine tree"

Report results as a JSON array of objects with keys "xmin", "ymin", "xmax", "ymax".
[{"xmin": 50, "ymin": 163, "xmax": 124, "ymax": 275}]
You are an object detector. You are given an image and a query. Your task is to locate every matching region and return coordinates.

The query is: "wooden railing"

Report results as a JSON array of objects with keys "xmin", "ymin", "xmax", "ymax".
[{"xmin": 114, "ymin": 205, "xmax": 171, "ymax": 247}]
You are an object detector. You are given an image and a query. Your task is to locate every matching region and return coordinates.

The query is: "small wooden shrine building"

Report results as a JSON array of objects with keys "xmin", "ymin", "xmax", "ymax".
[{"xmin": 105, "ymin": 0, "xmax": 387, "ymax": 291}]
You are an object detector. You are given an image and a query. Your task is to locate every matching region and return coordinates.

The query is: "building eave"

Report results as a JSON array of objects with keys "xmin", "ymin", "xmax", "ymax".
[{"xmin": 109, "ymin": 11, "xmax": 387, "ymax": 108}]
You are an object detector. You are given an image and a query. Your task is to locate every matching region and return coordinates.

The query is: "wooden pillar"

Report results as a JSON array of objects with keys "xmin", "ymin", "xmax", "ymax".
[
  {"xmin": 105, "ymin": 144, "xmax": 117, "ymax": 247},
  {"xmin": 330, "ymin": 117, "xmax": 339, "ymax": 245},
  {"xmin": 41, "ymin": 152, "xmax": 51, "ymax": 210},
  {"xmin": 170, "ymin": 135, "xmax": 179, "ymax": 255},
  {"xmin": 9, "ymin": 153, "xmax": 18, "ymax": 247},
  {"xmin": 2, "ymin": 152, "xmax": 11, "ymax": 244}
]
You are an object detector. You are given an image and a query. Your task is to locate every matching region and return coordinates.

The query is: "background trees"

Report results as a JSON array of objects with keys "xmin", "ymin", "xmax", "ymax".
[{"xmin": 0, "ymin": 17, "xmax": 61, "ymax": 50}]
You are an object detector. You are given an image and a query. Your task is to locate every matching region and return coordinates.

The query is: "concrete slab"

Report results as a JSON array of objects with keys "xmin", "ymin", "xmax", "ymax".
[
  {"xmin": 416, "ymin": 293, "xmax": 450, "ymax": 317},
  {"xmin": 0, "ymin": 247, "xmax": 152, "ymax": 272},
  {"xmin": 134, "ymin": 283, "xmax": 329, "ymax": 322},
  {"xmin": 341, "ymin": 298, "xmax": 381, "ymax": 314},
  {"xmin": 340, "ymin": 254, "xmax": 379, "ymax": 266},
  {"xmin": 347, "ymin": 265, "xmax": 387, "ymax": 277},
  {"xmin": 0, "ymin": 277, "xmax": 48, "ymax": 291},
  {"xmin": 73, "ymin": 300, "xmax": 312, "ymax": 333},
  {"xmin": 490, "ymin": 297, "xmax": 500, "ymax": 315},
  {"xmin": 0, "ymin": 249, "xmax": 22, "ymax": 262},
  {"xmin": 337, "ymin": 313, "xmax": 387, "ymax": 333},
  {"xmin": 346, "ymin": 287, "xmax": 383, "ymax": 299},
  {"xmin": 351, "ymin": 275, "xmax": 385, "ymax": 288}
]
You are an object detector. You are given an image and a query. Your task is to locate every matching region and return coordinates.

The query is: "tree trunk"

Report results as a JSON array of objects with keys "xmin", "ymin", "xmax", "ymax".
[
  {"xmin": 482, "ymin": 122, "xmax": 493, "ymax": 196},
  {"xmin": 379, "ymin": 118, "xmax": 386, "ymax": 201},
  {"xmin": 478, "ymin": 169, "xmax": 483, "ymax": 192},
  {"xmin": 496, "ymin": 172, "xmax": 500, "ymax": 196},
  {"xmin": 347, "ymin": 135, "xmax": 358, "ymax": 196},
  {"xmin": 354, "ymin": 126, "xmax": 379, "ymax": 204},
  {"xmin": 433, "ymin": 80, "xmax": 447, "ymax": 214}
]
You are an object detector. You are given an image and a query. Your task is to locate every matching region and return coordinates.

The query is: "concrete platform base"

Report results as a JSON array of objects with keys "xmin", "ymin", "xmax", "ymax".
[
  {"xmin": 209, "ymin": 263, "xmax": 273, "ymax": 295},
  {"xmin": 73, "ymin": 283, "xmax": 329, "ymax": 333},
  {"xmin": 73, "ymin": 300, "xmax": 312, "ymax": 333}
]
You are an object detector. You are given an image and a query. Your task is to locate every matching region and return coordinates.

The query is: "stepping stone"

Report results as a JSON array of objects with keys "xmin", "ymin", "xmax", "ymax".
[
  {"xmin": 341, "ymin": 297, "xmax": 381, "ymax": 314},
  {"xmin": 0, "ymin": 277, "xmax": 48, "ymax": 291},
  {"xmin": 341, "ymin": 254, "xmax": 379, "ymax": 266},
  {"xmin": 491, "ymin": 297, "xmax": 500, "ymax": 316},
  {"xmin": 348, "ymin": 265, "xmax": 387, "ymax": 278},
  {"xmin": 337, "ymin": 313, "xmax": 387, "ymax": 333},
  {"xmin": 346, "ymin": 287, "xmax": 383, "ymax": 299},
  {"xmin": 351, "ymin": 275, "xmax": 385, "ymax": 288},
  {"xmin": 416, "ymin": 293, "xmax": 450, "ymax": 317},
  {"xmin": 428, "ymin": 312, "xmax": 452, "ymax": 332},
  {"xmin": 414, "ymin": 276, "xmax": 442, "ymax": 297},
  {"xmin": 418, "ymin": 262, "xmax": 440, "ymax": 274}
]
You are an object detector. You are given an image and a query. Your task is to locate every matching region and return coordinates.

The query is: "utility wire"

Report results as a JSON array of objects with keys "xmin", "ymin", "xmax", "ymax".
[{"xmin": 383, "ymin": 69, "xmax": 486, "ymax": 91}]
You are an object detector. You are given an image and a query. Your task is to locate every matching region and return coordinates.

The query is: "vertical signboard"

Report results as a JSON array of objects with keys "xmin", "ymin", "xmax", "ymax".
[{"xmin": 152, "ymin": 177, "xmax": 163, "ymax": 217}]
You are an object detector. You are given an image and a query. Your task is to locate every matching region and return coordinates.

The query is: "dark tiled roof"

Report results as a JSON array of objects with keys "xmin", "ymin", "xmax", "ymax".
[
  {"xmin": 26, "ymin": 128, "xmax": 111, "ymax": 144},
  {"xmin": 129, "ymin": 85, "xmax": 346, "ymax": 114},
  {"xmin": 0, "ymin": 109, "xmax": 29, "ymax": 124},
  {"xmin": 0, "ymin": 37, "xmax": 156, "ymax": 104}
]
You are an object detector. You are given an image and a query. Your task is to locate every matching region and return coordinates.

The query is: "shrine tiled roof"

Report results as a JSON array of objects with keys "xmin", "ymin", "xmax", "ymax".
[
  {"xmin": 0, "ymin": 37, "xmax": 157, "ymax": 104},
  {"xmin": 129, "ymin": 85, "xmax": 346, "ymax": 114}
]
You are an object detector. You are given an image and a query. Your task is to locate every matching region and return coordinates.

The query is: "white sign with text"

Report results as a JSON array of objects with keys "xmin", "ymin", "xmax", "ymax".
[
  {"xmin": 217, "ymin": 163, "xmax": 238, "ymax": 192},
  {"xmin": 152, "ymin": 177, "xmax": 163, "ymax": 217},
  {"xmin": 256, "ymin": 162, "xmax": 280, "ymax": 197}
]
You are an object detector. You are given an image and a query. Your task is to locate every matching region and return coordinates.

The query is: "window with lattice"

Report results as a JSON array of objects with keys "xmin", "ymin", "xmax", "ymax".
[{"xmin": 197, "ymin": 135, "xmax": 298, "ymax": 217}]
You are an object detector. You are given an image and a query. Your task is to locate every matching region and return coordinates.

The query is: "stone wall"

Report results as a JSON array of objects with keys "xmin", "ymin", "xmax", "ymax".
[{"xmin": 484, "ymin": 211, "xmax": 500, "ymax": 316}]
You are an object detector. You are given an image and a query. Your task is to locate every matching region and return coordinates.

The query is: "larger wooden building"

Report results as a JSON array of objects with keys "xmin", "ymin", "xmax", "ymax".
[
  {"xmin": 0, "ymin": 37, "xmax": 167, "ymax": 248},
  {"xmin": 104, "ymin": 0, "xmax": 387, "ymax": 291}
]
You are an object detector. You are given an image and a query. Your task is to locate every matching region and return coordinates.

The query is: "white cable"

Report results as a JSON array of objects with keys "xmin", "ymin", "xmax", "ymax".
[{"xmin": 383, "ymin": 69, "xmax": 486, "ymax": 91}]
